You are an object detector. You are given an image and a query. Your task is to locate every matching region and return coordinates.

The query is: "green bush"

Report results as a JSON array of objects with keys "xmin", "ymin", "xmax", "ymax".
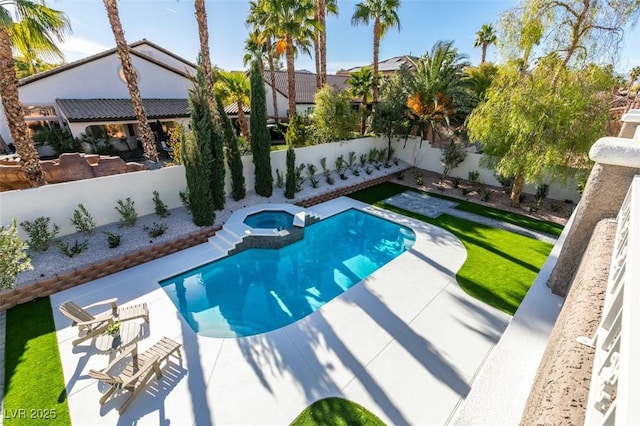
[
  {"xmin": 143, "ymin": 222, "xmax": 168, "ymax": 238},
  {"xmin": 307, "ymin": 164, "xmax": 319, "ymax": 188},
  {"xmin": 440, "ymin": 141, "xmax": 467, "ymax": 179},
  {"xmin": 33, "ymin": 127, "xmax": 78, "ymax": 155},
  {"xmin": 285, "ymin": 114, "xmax": 308, "ymax": 147},
  {"xmin": 310, "ymin": 85, "xmax": 357, "ymax": 144},
  {"xmin": 103, "ymin": 231, "xmax": 121, "ymax": 248},
  {"xmin": 0, "ymin": 220, "xmax": 32, "ymax": 290},
  {"xmin": 70, "ymin": 204, "xmax": 96, "ymax": 235},
  {"xmin": 56, "ymin": 239, "xmax": 89, "ymax": 257},
  {"xmin": 152, "ymin": 191, "xmax": 171, "ymax": 218},
  {"xmin": 20, "ymin": 217, "xmax": 59, "ymax": 252},
  {"xmin": 115, "ymin": 198, "xmax": 137, "ymax": 227}
]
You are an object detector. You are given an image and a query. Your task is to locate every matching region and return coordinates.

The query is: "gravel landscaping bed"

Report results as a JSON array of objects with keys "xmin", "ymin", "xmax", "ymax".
[{"xmin": 15, "ymin": 163, "xmax": 408, "ymax": 287}]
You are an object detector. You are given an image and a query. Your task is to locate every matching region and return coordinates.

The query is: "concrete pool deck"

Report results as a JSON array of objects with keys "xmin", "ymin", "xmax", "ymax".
[{"xmin": 51, "ymin": 197, "xmax": 511, "ymax": 425}]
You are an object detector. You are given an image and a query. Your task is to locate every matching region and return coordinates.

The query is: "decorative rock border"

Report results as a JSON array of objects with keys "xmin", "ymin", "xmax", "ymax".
[{"xmin": 0, "ymin": 171, "xmax": 401, "ymax": 311}]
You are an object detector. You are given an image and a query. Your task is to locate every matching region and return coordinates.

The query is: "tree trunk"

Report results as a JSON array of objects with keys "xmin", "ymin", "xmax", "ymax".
[
  {"xmin": 194, "ymin": 0, "xmax": 220, "ymax": 121},
  {"xmin": 360, "ymin": 95, "xmax": 367, "ymax": 135},
  {"xmin": 286, "ymin": 36, "xmax": 296, "ymax": 118},
  {"xmin": 103, "ymin": 0, "xmax": 158, "ymax": 163},
  {"xmin": 510, "ymin": 171, "xmax": 525, "ymax": 207},
  {"xmin": 372, "ymin": 19, "xmax": 381, "ymax": 104},
  {"xmin": 318, "ymin": 0, "xmax": 327, "ymax": 86},
  {"xmin": 266, "ymin": 39, "xmax": 279, "ymax": 123},
  {"xmin": 237, "ymin": 101, "xmax": 249, "ymax": 138},
  {"xmin": 0, "ymin": 28, "xmax": 45, "ymax": 186},
  {"xmin": 314, "ymin": 5, "xmax": 321, "ymax": 89},
  {"xmin": 481, "ymin": 43, "xmax": 487, "ymax": 63}
]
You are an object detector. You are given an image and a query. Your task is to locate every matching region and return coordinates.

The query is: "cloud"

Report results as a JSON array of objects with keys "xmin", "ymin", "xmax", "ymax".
[{"xmin": 57, "ymin": 37, "xmax": 111, "ymax": 61}]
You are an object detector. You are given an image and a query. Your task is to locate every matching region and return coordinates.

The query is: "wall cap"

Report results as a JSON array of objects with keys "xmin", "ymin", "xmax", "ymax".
[{"xmin": 589, "ymin": 136, "xmax": 640, "ymax": 167}]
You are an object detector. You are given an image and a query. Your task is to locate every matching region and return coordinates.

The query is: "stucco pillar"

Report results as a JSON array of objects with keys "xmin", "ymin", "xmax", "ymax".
[{"xmin": 547, "ymin": 134, "xmax": 640, "ymax": 296}]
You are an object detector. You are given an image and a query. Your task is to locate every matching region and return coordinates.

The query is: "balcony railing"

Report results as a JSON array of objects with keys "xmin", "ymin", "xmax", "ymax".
[{"xmin": 583, "ymin": 174, "xmax": 640, "ymax": 425}]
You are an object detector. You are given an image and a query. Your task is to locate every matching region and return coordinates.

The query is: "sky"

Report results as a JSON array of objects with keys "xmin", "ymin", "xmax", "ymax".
[{"xmin": 50, "ymin": 0, "xmax": 640, "ymax": 76}]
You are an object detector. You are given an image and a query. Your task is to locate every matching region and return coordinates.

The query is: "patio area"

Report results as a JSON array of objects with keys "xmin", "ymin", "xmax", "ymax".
[{"xmin": 50, "ymin": 197, "xmax": 511, "ymax": 425}]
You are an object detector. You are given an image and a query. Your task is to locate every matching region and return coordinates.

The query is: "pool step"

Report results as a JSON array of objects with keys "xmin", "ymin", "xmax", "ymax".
[{"xmin": 208, "ymin": 228, "xmax": 244, "ymax": 254}]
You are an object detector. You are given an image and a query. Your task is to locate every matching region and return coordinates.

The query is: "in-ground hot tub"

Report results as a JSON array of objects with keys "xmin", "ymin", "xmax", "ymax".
[{"xmin": 243, "ymin": 210, "xmax": 295, "ymax": 231}]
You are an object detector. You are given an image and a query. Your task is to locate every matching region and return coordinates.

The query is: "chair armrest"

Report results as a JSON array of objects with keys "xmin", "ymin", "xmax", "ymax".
[
  {"xmin": 102, "ymin": 343, "xmax": 138, "ymax": 372},
  {"xmin": 76, "ymin": 316, "xmax": 114, "ymax": 328},
  {"xmin": 83, "ymin": 298, "xmax": 118, "ymax": 310},
  {"xmin": 121, "ymin": 355, "xmax": 161, "ymax": 388}
]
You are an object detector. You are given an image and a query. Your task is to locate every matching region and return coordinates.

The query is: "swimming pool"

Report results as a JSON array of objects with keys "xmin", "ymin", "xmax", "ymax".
[{"xmin": 159, "ymin": 208, "xmax": 416, "ymax": 338}]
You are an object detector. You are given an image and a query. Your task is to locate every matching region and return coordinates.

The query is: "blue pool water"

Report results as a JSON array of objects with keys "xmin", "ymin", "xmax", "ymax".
[
  {"xmin": 244, "ymin": 210, "xmax": 294, "ymax": 230},
  {"xmin": 160, "ymin": 209, "xmax": 416, "ymax": 338}
]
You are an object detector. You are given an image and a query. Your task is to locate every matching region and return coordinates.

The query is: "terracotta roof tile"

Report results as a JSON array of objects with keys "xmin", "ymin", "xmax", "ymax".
[
  {"xmin": 263, "ymin": 70, "xmax": 350, "ymax": 103},
  {"xmin": 56, "ymin": 98, "xmax": 189, "ymax": 122}
]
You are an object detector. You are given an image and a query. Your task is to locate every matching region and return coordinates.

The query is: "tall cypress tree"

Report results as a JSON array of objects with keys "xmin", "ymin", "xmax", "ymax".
[
  {"xmin": 249, "ymin": 60, "xmax": 273, "ymax": 197},
  {"xmin": 183, "ymin": 77, "xmax": 214, "ymax": 226},
  {"xmin": 284, "ymin": 144, "xmax": 296, "ymax": 199},
  {"xmin": 216, "ymin": 93, "xmax": 246, "ymax": 201},
  {"xmin": 200, "ymin": 67, "xmax": 226, "ymax": 211}
]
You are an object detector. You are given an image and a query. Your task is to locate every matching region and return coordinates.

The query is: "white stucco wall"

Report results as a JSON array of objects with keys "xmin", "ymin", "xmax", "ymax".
[
  {"xmin": 0, "ymin": 52, "xmax": 193, "ymax": 144},
  {"xmin": 392, "ymin": 136, "xmax": 582, "ymax": 202},
  {"xmin": 1, "ymin": 136, "xmax": 581, "ymax": 238}
]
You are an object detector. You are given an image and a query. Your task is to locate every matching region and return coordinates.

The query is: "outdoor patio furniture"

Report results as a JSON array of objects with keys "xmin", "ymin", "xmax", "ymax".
[
  {"xmin": 94, "ymin": 321, "xmax": 141, "ymax": 354},
  {"xmin": 88, "ymin": 337, "xmax": 183, "ymax": 414},
  {"xmin": 59, "ymin": 298, "xmax": 149, "ymax": 346}
]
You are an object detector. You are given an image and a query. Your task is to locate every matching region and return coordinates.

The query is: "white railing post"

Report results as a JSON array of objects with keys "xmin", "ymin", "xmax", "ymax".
[{"xmin": 584, "ymin": 175, "xmax": 640, "ymax": 425}]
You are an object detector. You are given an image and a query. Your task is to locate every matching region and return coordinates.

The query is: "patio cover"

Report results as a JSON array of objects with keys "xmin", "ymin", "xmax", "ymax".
[{"xmin": 55, "ymin": 98, "xmax": 189, "ymax": 122}]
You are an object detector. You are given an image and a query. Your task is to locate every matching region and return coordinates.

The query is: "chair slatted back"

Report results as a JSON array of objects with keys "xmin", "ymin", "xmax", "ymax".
[
  {"xmin": 88, "ymin": 370, "xmax": 123, "ymax": 386},
  {"xmin": 59, "ymin": 301, "xmax": 95, "ymax": 326}
]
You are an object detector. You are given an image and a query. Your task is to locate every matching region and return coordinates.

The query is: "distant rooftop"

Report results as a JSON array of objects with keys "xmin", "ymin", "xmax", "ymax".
[
  {"xmin": 337, "ymin": 55, "xmax": 418, "ymax": 75},
  {"xmin": 264, "ymin": 70, "xmax": 350, "ymax": 103}
]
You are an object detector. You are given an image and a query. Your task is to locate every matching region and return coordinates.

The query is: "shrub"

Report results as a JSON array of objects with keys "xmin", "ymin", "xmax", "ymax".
[
  {"xmin": 359, "ymin": 154, "xmax": 367, "ymax": 168},
  {"xmin": 152, "ymin": 191, "xmax": 171, "ymax": 218},
  {"xmin": 115, "ymin": 198, "xmax": 137, "ymax": 227},
  {"xmin": 307, "ymin": 164, "xmax": 320, "ymax": 188},
  {"xmin": 347, "ymin": 151, "xmax": 357, "ymax": 171},
  {"xmin": 216, "ymin": 93, "xmax": 246, "ymax": 201},
  {"xmin": 103, "ymin": 231, "xmax": 121, "ymax": 248},
  {"xmin": 285, "ymin": 114, "xmax": 308, "ymax": 147},
  {"xmin": 20, "ymin": 217, "xmax": 59, "ymax": 252},
  {"xmin": 57, "ymin": 239, "xmax": 89, "ymax": 257},
  {"xmin": 440, "ymin": 140, "xmax": 465, "ymax": 179},
  {"xmin": 320, "ymin": 157, "xmax": 329, "ymax": 173},
  {"xmin": 71, "ymin": 204, "xmax": 96, "ymax": 235},
  {"xmin": 179, "ymin": 190, "xmax": 190, "ymax": 210},
  {"xmin": 368, "ymin": 148, "xmax": 378, "ymax": 164},
  {"xmin": 34, "ymin": 127, "xmax": 78, "ymax": 155},
  {"xmin": 468, "ymin": 170, "xmax": 480, "ymax": 185},
  {"xmin": 377, "ymin": 148, "xmax": 388, "ymax": 164},
  {"xmin": 415, "ymin": 174, "xmax": 424, "ymax": 185},
  {"xmin": 143, "ymin": 222, "xmax": 168, "ymax": 238},
  {"xmin": 324, "ymin": 171, "xmax": 335, "ymax": 185},
  {"xmin": 365, "ymin": 166, "xmax": 373, "ymax": 175},
  {"xmin": 461, "ymin": 187, "xmax": 472, "ymax": 196},
  {"xmin": 285, "ymin": 145, "xmax": 296, "ymax": 199},
  {"xmin": 452, "ymin": 177, "xmax": 461, "ymax": 188},
  {"xmin": 496, "ymin": 173, "xmax": 514, "ymax": 192},
  {"xmin": 276, "ymin": 169, "xmax": 285, "ymax": 188},
  {"xmin": 536, "ymin": 183, "xmax": 550, "ymax": 203},
  {"xmin": 0, "ymin": 220, "xmax": 32, "ymax": 290},
  {"xmin": 335, "ymin": 155, "xmax": 347, "ymax": 179},
  {"xmin": 481, "ymin": 188, "xmax": 492, "ymax": 201},
  {"xmin": 295, "ymin": 164, "xmax": 305, "ymax": 192},
  {"xmin": 550, "ymin": 202, "xmax": 563, "ymax": 213},
  {"xmin": 310, "ymin": 85, "xmax": 357, "ymax": 144}
]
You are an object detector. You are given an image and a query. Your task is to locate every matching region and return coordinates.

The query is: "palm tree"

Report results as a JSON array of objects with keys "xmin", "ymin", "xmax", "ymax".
[
  {"xmin": 246, "ymin": 2, "xmax": 281, "ymax": 122},
  {"xmin": 346, "ymin": 67, "xmax": 373, "ymax": 134},
  {"xmin": 463, "ymin": 62, "xmax": 498, "ymax": 104},
  {"xmin": 194, "ymin": 0, "xmax": 220, "ymax": 119},
  {"xmin": 216, "ymin": 72, "xmax": 251, "ymax": 139},
  {"xmin": 313, "ymin": 0, "xmax": 338, "ymax": 88},
  {"xmin": 474, "ymin": 23, "xmax": 497, "ymax": 64},
  {"xmin": 0, "ymin": 0, "xmax": 70, "ymax": 186},
  {"xmin": 405, "ymin": 40, "xmax": 470, "ymax": 143},
  {"xmin": 10, "ymin": 18, "xmax": 66, "ymax": 75},
  {"xmin": 263, "ymin": 0, "xmax": 318, "ymax": 118},
  {"xmin": 102, "ymin": 0, "xmax": 158, "ymax": 162},
  {"xmin": 351, "ymin": 0, "xmax": 401, "ymax": 105}
]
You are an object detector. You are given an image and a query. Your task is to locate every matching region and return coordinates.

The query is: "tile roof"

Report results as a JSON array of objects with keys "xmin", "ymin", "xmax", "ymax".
[
  {"xmin": 263, "ymin": 70, "xmax": 350, "ymax": 103},
  {"xmin": 56, "ymin": 98, "xmax": 189, "ymax": 122},
  {"xmin": 223, "ymin": 102, "xmax": 251, "ymax": 115},
  {"xmin": 337, "ymin": 55, "xmax": 418, "ymax": 75}
]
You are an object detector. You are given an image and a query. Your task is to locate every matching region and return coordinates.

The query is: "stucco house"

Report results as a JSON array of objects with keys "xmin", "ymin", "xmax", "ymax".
[
  {"xmin": 0, "ymin": 39, "xmax": 195, "ymax": 155},
  {"xmin": 336, "ymin": 55, "xmax": 418, "ymax": 76}
]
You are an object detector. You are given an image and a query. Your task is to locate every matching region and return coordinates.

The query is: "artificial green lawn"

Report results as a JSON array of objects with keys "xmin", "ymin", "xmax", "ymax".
[
  {"xmin": 4, "ymin": 297, "xmax": 70, "ymax": 426},
  {"xmin": 349, "ymin": 183, "xmax": 554, "ymax": 315},
  {"xmin": 290, "ymin": 397, "xmax": 386, "ymax": 426},
  {"xmin": 360, "ymin": 181, "xmax": 565, "ymax": 237}
]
